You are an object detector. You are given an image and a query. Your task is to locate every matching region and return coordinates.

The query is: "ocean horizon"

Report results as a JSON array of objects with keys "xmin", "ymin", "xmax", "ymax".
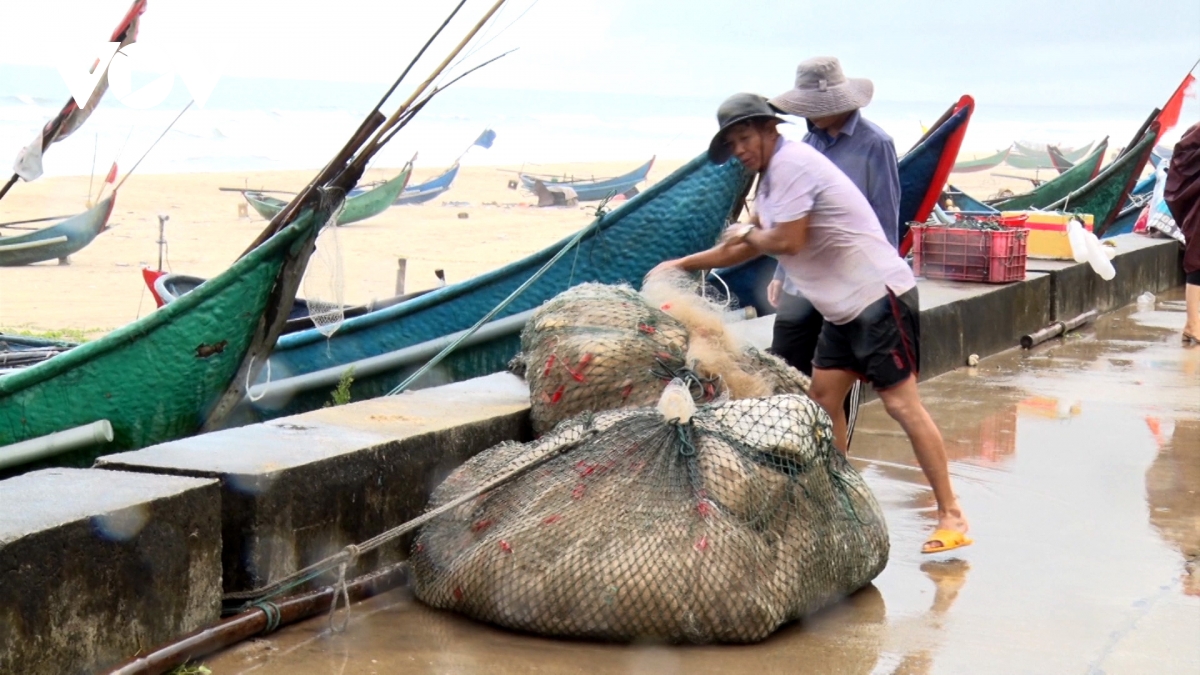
[{"xmin": 1, "ymin": 64, "xmax": 1195, "ymax": 178}]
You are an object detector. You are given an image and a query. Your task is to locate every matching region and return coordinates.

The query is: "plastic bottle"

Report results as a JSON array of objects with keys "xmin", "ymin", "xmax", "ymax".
[
  {"xmin": 1067, "ymin": 218, "xmax": 1089, "ymax": 263},
  {"xmin": 1136, "ymin": 292, "xmax": 1155, "ymax": 311},
  {"xmin": 1084, "ymin": 231, "xmax": 1116, "ymax": 280}
]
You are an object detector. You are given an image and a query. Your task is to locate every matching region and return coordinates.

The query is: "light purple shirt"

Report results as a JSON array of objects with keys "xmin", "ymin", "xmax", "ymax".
[{"xmin": 756, "ymin": 138, "xmax": 915, "ymax": 325}]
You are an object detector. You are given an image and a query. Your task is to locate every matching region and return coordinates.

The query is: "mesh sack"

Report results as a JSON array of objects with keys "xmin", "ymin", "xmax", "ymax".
[
  {"xmin": 410, "ymin": 384, "xmax": 889, "ymax": 643},
  {"xmin": 516, "ymin": 281, "xmax": 811, "ymax": 435}
]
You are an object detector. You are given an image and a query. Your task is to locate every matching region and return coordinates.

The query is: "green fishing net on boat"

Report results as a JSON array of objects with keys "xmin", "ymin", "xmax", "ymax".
[{"xmin": 410, "ymin": 384, "xmax": 889, "ymax": 643}]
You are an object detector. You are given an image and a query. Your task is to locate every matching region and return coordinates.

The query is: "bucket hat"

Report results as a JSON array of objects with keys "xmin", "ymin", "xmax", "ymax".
[
  {"xmin": 708, "ymin": 93, "xmax": 782, "ymax": 164},
  {"xmin": 769, "ymin": 56, "xmax": 873, "ymax": 118}
]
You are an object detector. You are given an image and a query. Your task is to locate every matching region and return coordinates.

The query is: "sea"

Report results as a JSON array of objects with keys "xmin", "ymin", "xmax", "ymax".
[{"xmin": 1, "ymin": 63, "xmax": 1196, "ymax": 177}]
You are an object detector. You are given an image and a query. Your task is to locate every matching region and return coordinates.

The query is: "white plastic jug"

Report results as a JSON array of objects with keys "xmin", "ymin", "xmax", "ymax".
[
  {"xmin": 1067, "ymin": 218, "xmax": 1090, "ymax": 263},
  {"xmin": 1084, "ymin": 231, "xmax": 1116, "ymax": 280}
]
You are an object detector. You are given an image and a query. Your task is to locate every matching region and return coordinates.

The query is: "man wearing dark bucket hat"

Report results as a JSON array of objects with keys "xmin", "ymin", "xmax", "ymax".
[
  {"xmin": 767, "ymin": 57, "xmax": 902, "ymax": 451},
  {"xmin": 647, "ymin": 93, "xmax": 970, "ymax": 554}
]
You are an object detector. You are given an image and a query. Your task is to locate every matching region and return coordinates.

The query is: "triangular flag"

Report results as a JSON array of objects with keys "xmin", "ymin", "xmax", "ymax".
[
  {"xmin": 473, "ymin": 128, "xmax": 497, "ymax": 149},
  {"xmin": 105, "ymin": 162, "xmax": 118, "ymax": 184},
  {"xmin": 1158, "ymin": 73, "xmax": 1196, "ymax": 137}
]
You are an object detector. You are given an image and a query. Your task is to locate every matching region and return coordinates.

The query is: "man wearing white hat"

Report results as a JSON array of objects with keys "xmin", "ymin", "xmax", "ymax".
[
  {"xmin": 765, "ymin": 56, "xmax": 902, "ymax": 449},
  {"xmin": 647, "ymin": 94, "xmax": 970, "ymax": 554}
]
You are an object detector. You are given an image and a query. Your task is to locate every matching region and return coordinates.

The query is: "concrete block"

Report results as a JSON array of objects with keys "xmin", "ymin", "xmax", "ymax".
[
  {"xmin": 1029, "ymin": 237, "xmax": 1185, "ymax": 320},
  {"xmin": 97, "ymin": 373, "xmax": 531, "ymax": 595},
  {"xmin": 0, "ymin": 468, "xmax": 221, "ymax": 675}
]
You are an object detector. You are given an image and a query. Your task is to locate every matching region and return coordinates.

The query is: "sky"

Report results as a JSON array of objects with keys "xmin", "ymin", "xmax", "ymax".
[
  {"xmin": 2, "ymin": 0, "xmax": 1197, "ymax": 104},
  {"xmin": 0, "ymin": 0, "xmax": 1197, "ymax": 166}
]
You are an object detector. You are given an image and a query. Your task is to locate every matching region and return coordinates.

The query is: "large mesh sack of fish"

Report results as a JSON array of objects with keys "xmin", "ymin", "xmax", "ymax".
[
  {"xmin": 410, "ymin": 382, "xmax": 889, "ymax": 643},
  {"xmin": 514, "ymin": 277, "xmax": 811, "ymax": 435}
]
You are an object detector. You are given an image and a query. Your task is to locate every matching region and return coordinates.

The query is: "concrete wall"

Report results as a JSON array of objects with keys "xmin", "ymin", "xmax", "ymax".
[
  {"xmin": 96, "ymin": 374, "xmax": 531, "ymax": 595},
  {"xmin": 0, "ymin": 469, "xmax": 221, "ymax": 675}
]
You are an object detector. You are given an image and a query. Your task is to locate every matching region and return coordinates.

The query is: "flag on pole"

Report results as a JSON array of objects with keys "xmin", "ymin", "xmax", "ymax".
[
  {"xmin": 473, "ymin": 128, "xmax": 497, "ymax": 149},
  {"xmin": 9, "ymin": 0, "xmax": 146, "ymax": 183},
  {"xmin": 1158, "ymin": 73, "xmax": 1196, "ymax": 137},
  {"xmin": 105, "ymin": 162, "xmax": 119, "ymax": 184}
]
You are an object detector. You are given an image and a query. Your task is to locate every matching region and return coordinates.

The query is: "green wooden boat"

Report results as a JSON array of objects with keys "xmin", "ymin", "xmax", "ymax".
[
  {"xmin": 243, "ymin": 167, "xmax": 410, "ymax": 225},
  {"xmin": 952, "ymin": 147, "xmax": 1010, "ymax": 173},
  {"xmin": 988, "ymin": 139, "xmax": 1109, "ymax": 211},
  {"xmin": 0, "ymin": 208, "xmax": 319, "ymax": 473},
  {"xmin": 0, "ymin": 197, "xmax": 115, "ymax": 266},
  {"xmin": 1048, "ymin": 123, "xmax": 1159, "ymax": 237}
]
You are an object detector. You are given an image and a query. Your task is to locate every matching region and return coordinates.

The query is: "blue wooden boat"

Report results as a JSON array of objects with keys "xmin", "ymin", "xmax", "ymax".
[
  {"xmin": 711, "ymin": 95, "xmax": 975, "ymax": 316},
  {"xmin": 1102, "ymin": 173, "xmax": 1156, "ymax": 238},
  {"xmin": 519, "ymin": 157, "xmax": 655, "ymax": 202},
  {"xmin": 174, "ymin": 152, "xmax": 744, "ymax": 421},
  {"xmin": 0, "ymin": 197, "xmax": 115, "ymax": 266},
  {"xmin": 942, "ymin": 186, "xmax": 998, "ymax": 214},
  {"xmin": 395, "ymin": 163, "xmax": 460, "ymax": 205}
]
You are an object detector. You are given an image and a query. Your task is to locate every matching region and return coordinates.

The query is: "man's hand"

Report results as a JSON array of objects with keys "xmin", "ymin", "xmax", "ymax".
[
  {"xmin": 719, "ymin": 223, "xmax": 756, "ymax": 248},
  {"xmin": 645, "ymin": 259, "xmax": 685, "ymax": 282},
  {"xmin": 767, "ymin": 279, "xmax": 783, "ymax": 308}
]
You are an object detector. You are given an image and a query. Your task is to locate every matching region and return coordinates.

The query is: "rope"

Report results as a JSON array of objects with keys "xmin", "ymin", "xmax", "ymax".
[
  {"xmin": 384, "ymin": 215, "xmax": 603, "ymax": 397},
  {"xmin": 253, "ymin": 601, "xmax": 282, "ymax": 634},
  {"xmin": 223, "ymin": 430, "xmax": 586, "ymax": 607},
  {"xmin": 245, "ymin": 355, "xmax": 271, "ymax": 403}
]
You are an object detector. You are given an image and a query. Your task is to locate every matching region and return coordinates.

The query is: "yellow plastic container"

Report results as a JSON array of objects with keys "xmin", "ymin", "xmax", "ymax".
[{"xmin": 999, "ymin": 211, "xmax": 1094, "ymax": 260}]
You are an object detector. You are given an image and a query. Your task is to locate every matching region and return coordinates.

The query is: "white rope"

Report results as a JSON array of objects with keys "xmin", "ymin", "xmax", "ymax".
[{"xmin": 245, "ymin": 355, "xmax": 272, "ymax": 403}]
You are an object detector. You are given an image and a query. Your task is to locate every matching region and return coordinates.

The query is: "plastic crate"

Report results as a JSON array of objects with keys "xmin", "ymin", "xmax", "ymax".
[{"xmin": 911, "ymin": 225, "xmax": 1028, "ymax": 283}]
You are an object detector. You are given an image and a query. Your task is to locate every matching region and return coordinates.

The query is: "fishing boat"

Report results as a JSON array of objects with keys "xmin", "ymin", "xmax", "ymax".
[
  {"xmin": 0, "ymin": 197, "xmax": 115, "ymax": 266},
  {"xmin": 711, "ymin": 95, "xmax": 975, "ymax": 315},
  {"xmin": 1047, "ymin": 145, "xmax": 1073, "ymax": 173},
  {"xmin": 160, "ymin": 152, "xmax": 748, "ymax": 423},
  {"xmin": 952, "ymin": 147, "xmax": 1010, "ymax": 173},
  {"xmin": 0, "ymin": 334, "xmax": 76, "ymax": 374},
  {"xmin": 987, "ymin": 139, "xmax": 1108, "ymax": 211},
  {"xmin": 942, "ymin": 186, "xmax": 997, "ymax": 214},
  {"xmin": 0, "ymin": 208, "xmax": 322, "ymax": 473},
  {"xmin": 518, "ymin": 157, "xmax": 655, "ymax": 202},
  {"xmin": 1048, "ymin": 122, "xmax": 1159, "ymax": 237},
  {"xmin": 393, "ymin": 163, "xmax": 460, "ymax": 204},
  {"xmin": 243, "ymin": 167, "xmax": 411, "ymax": 224},
  {"xmin": 0, "ymin": 0, "xmax": 506, "ymax": 474},
  {"xmin": 1005, "ymin": 146, "xmax": 1056, "ymax": 170},
  {"xmin": 1102, "ymin": 173, "xmax": 1157, "ymax": 238}
]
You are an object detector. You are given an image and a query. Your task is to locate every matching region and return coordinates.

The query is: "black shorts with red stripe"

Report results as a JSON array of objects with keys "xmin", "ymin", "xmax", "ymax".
[{"xmin": 812, "ymin": 287, "xmax": 920, "ymax": 391}]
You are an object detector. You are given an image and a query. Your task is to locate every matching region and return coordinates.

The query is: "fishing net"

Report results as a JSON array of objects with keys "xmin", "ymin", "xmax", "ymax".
[
  {"xmin": 301, "ymin": 193, "xmax": 348, "ymax": 338},
  {"xmin": 410, "ymin": 382, "xmax": 889, "ymax": 643},
  {"xmin": 512, "ymin": 277, "xmax": 810, "ymax": 435}
]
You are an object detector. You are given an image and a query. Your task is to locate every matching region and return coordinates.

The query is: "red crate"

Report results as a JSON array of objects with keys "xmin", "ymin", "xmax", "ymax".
[{"xmin": 911, "ymin": 225, "xmax": 1028, "ymax": 283}]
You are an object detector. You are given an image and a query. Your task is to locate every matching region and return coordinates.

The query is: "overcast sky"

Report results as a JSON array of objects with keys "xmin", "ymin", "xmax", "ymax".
[{"xmin": 3, "ymin": 0, "xmax": 1197, "ymax": 104}]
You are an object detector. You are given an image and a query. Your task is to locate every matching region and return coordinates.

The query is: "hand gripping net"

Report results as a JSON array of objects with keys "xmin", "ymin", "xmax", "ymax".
[
  {"xmin": 410, "ymin": 384, "xmax": 889, "ymax": 643},
  {"xmin": 513, "ymin": 281, "xmax": 810, "ymax": 436}
]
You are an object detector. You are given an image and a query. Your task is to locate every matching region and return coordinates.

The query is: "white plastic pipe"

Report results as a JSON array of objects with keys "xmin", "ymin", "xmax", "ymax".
[{"xmin": 0, "ymin": 420, "xmax": 114, "ymax": 470}]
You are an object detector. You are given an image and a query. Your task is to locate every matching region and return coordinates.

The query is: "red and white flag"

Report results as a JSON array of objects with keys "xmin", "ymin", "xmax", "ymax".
[
  {"xmin": 11, "ymin": 0, "xmax": 146, "ymax": 182},
  {"xmin": 1158, "ymin": 72, "xmax": 1196, "ymax": 138}
]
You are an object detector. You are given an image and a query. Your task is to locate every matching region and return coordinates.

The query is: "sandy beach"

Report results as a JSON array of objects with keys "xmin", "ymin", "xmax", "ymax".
[{"xmin": 0, "ymin": 152, "xmax": 1113, "ymax": 339}]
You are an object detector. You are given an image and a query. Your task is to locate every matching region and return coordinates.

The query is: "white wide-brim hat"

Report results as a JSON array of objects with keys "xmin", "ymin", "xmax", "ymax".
[{"xmin": 769, "ymin": 56, "xmax": 874, "ymax": 119}]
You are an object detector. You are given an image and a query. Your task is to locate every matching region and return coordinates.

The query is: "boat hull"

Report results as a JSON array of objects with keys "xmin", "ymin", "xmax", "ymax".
[
  {"xmin": 0, "ymin": 210, "xmax": 317, "ymax": 473},
  {"xmin": 0, "ymin": 197, "xmax": 115, "ymax": 266},
  {"xmin": 240, "ymin": 153, "xmax": 747, "ymax": 421}
]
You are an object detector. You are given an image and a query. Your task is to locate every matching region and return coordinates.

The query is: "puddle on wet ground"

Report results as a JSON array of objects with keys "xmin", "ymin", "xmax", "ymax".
[{"xmin": 205, "ymin": 288, "xmax": 1200, "ymax": 675}]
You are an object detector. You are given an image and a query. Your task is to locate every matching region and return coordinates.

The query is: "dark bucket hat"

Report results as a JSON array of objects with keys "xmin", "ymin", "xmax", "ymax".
[{"xmin": 708, "ymin": 93, "xmax": 783, "ymax": 164}]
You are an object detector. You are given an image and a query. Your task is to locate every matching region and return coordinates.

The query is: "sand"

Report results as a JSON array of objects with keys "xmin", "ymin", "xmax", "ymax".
[
  {"xmin": 0, "ymin": 159, "xmax": 687, "ymax": 338},
  {"xmin": 0, "ymin": 151, "xmax": 1114, "ymax": 340}
]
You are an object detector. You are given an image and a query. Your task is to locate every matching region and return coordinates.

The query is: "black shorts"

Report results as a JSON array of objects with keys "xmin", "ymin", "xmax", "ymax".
[
  {"xmin": 813, "ymin": 287, "xmax": 921, "ymax": 390},
  {"xmin": 1187, "ymin": 269, "xmax": 1200, "ymax": 286},
  {"xmin": 770, "ymin": 291, "xmax": 824, "ymax": 377}
]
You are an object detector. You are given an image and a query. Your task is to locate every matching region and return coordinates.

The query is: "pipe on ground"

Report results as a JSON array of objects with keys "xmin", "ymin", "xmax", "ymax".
[
  {"xmin": 1020, "ymin": 310, "xmax": 1099, "ymax": 349},
  {"xmin": 0, "ymin": 420, "xmax": 113, "ymax": 470},
  {"xmin": 103, "ymin": 563, "xmax": 409, "ymax": 675}
]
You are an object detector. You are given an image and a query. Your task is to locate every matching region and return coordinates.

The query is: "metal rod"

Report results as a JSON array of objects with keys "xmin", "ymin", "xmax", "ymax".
[{"xmin": 1021, "ymin": 310, "xmax": 1099, "ymax": 349}]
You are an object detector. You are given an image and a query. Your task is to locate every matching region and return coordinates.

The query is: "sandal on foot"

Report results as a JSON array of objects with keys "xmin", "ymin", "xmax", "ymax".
[
  {"xmin": 1183, "ymin": 331, "xmax": 1199, "ymax": 345},
  {"xmin": 922, "ymin": 529, "xmax": 974, "ymax": 554}
]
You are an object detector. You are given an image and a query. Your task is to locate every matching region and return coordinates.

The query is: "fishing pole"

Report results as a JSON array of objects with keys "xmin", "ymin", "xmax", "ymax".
[{"xmin": 108, "ymin": 100, "xmax": 194, "ymax": 195}]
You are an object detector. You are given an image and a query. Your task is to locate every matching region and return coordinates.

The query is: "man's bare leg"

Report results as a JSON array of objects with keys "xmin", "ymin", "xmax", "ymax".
[
  {"xmin": 809, "ymin": 367, "xmax": 859, "ymax": 452},
  {"xmin": 875, "ymin": 375, "xmax": 969, "ymax": 545}
]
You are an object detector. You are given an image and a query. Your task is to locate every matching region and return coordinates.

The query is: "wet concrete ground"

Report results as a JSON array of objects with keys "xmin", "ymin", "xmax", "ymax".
[{"xmin": 205, "ymin": 288, "xmax": 1200, "ymax": 675}]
